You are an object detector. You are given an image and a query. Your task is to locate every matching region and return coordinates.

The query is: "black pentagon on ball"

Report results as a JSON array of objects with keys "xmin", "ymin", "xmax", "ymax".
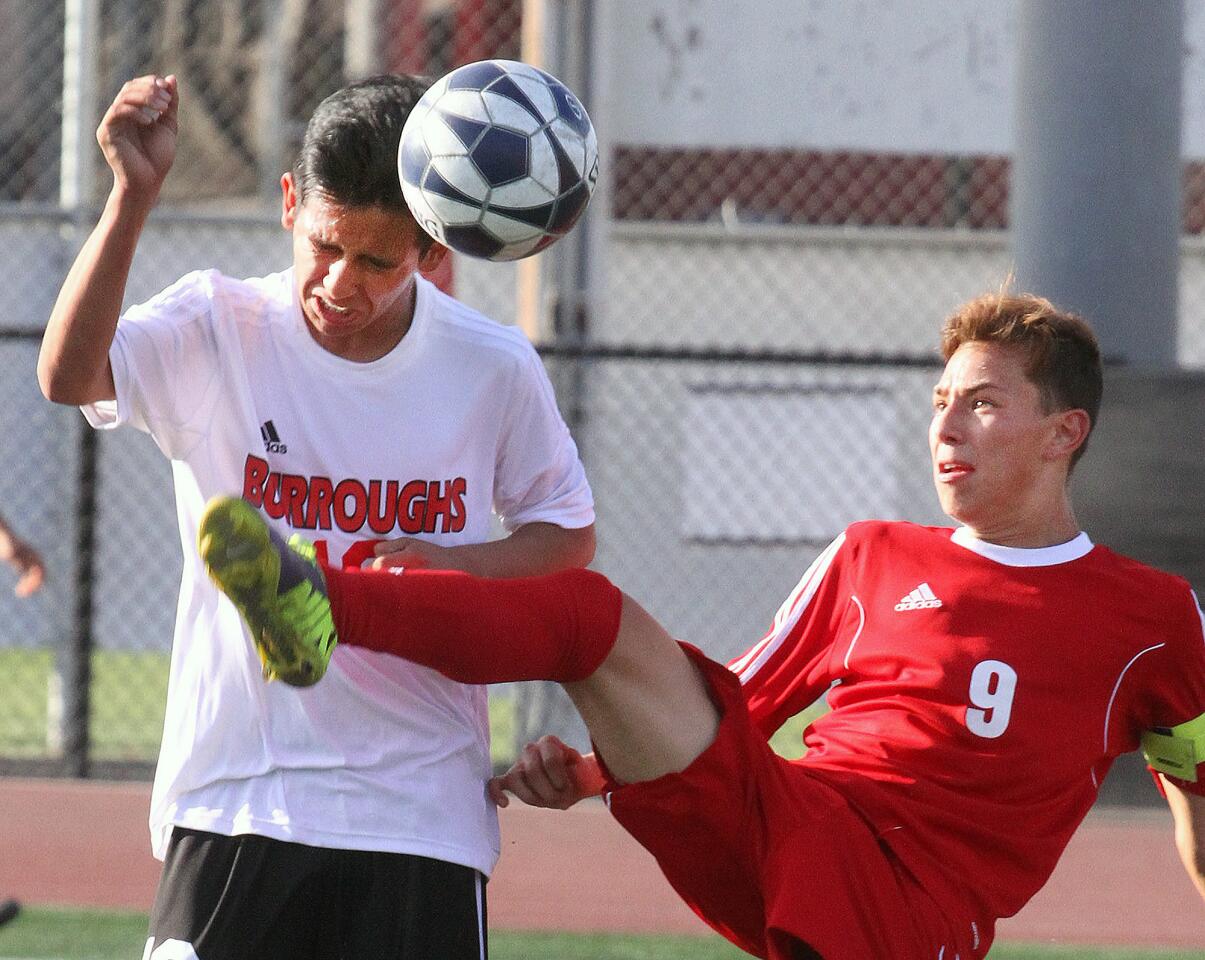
[
  {"xmin": 470, "ymin": 126, "xmax": 530, "ymax": 187},
  {"xmin": 442, "ymin": 223, "xmax": 507, "ymax": 259}
]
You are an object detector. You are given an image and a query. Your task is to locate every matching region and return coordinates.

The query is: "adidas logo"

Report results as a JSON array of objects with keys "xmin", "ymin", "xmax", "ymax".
[
  {"xmin": 261, "ymin": 420, "xmax": 287, "ymax": 454},
  {"xmin": 894, "ymin": 582, "xmax": 943, "ymax": 611}
]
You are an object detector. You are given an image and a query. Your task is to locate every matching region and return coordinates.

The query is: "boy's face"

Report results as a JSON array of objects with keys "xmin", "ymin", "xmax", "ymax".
[
  {"xmin": 929, "ymin": 340, "xmax": 1080, "ymax": 541},
  {"xmin": 282, "ymin": 173, "xmax": 446, "ymax": 361}
]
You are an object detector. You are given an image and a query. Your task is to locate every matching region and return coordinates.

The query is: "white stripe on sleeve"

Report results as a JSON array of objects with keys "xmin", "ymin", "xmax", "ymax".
[{"xmin": 731, "ymin": 532, "xmax": 847, "ymax": 682}]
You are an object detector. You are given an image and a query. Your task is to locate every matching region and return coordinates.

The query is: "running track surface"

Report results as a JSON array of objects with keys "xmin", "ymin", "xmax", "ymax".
[{"xmin": 0, "ymin": 778, "xmax": 1201, "ymax": 949}]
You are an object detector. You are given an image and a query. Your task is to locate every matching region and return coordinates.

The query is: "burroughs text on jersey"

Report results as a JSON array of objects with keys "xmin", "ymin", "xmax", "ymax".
[{"xmin": 242, "ymin": 454, "xmax": 467, "ymax": 535}]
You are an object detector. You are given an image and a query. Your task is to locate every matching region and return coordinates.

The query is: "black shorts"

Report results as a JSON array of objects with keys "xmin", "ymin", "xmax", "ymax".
[{"xmin": 146, "ymin": 828, "xmax": 487, "ymax": 960}]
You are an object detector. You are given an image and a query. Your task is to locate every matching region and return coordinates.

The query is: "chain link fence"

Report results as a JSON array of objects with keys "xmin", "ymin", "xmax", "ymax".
[{"xmin": 1, "ymin": 2, "xmax": 1201, "ymax": 807}]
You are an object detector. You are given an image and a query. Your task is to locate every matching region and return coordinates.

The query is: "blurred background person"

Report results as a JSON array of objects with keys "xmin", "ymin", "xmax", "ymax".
[{"xmin": 0, "ymin": 510, "xmax": 44, "ymax": 598}]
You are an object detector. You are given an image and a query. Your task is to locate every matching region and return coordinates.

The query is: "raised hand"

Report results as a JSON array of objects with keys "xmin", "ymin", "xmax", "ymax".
[{"xmin": 96, "ymin": 74, "xmax": 179, "ymax": 202}]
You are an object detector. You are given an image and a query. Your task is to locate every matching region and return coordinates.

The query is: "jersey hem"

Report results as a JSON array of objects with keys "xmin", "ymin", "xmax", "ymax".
[{"xmin": 153, "ymin": 814, "xmax": 500, "ymax": 876}]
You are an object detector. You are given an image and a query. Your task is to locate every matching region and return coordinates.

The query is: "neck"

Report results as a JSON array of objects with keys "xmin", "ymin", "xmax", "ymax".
[{"xmin": 962, "ymin": 501, "xmax": 1080, "ymax": 549}]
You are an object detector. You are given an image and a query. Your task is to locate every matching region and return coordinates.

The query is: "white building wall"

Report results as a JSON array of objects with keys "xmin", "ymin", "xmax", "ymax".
[{"xmin": 605, "ymin": 0, "xmax": 1205, "ymax": 159}]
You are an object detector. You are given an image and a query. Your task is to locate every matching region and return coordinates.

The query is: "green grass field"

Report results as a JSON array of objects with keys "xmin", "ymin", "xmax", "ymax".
[
  {"xmin": 0, "ymin": 649, "xmax": 170, "ymax": 761},
  {"xmin": 0, "ymin": 908, "xmax": 1198, "ymax": 960}
]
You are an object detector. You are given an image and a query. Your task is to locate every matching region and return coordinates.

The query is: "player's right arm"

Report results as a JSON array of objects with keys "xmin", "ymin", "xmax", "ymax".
[
  {"xmin": 1160, "ymin": 774, "xmax": 1205, "ymax": 902},
  {"xmin": 38, "ymin": 74, "xmax": 178, "ymax": 406},
  {"xmin": 1141, "ymin": 587, "xmax": 1205, "ymax": 903}
]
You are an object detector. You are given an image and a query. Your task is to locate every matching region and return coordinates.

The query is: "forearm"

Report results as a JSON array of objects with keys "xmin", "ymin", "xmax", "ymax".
[
  {"xmin": 1161, "ymin": 775, "xmax": 1205, "ymax": 901},
  {"xmin": 447, "ymin": 522, "xmax": 596, "ymax": 579},
  {"xmin": 38, "ymin": 187, "xmax": 153, "ymax": 405}
]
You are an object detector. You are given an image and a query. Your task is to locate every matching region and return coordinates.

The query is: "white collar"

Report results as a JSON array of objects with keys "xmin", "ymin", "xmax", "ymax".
[{"xmin": 950, "ymin": 527, "xmax": 1094, "ymax": 567}]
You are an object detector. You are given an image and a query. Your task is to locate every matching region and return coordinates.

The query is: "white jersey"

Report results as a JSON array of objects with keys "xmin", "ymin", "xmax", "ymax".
[{"xmin": 83, "ymin": 269, "xmax": 594, "ymax": 873}]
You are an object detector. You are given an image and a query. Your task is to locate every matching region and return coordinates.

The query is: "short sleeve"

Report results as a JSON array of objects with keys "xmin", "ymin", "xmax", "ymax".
[
  {"xmin": 81, "ymin": 271, "xmax": 224, "ymax": 460},
  {"xmin": 492, "ymin": 345, "xmax": 593, "ymax": 531}
]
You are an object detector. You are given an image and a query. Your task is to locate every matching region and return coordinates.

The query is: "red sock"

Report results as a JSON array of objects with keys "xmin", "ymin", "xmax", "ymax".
[{"xmin": 323, "ymin": 566, "xmax": 623, "ymax": 684}]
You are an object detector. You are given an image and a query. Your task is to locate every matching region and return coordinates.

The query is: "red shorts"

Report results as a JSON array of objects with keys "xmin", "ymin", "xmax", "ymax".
[{"xmin": 601, "ymin": 643, "xmax": 959, "ymax": 960}]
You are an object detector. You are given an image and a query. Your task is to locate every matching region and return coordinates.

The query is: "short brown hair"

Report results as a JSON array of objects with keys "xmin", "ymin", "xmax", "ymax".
[{"xmin": 940, "ymin": 291, "xmax": 1103, "ymax": 467}]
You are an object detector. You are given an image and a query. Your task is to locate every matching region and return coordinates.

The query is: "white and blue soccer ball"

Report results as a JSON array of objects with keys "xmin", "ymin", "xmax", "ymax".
[{"xmin": 399, "ymin": 59, "xmax": 599, "ymax": 262}]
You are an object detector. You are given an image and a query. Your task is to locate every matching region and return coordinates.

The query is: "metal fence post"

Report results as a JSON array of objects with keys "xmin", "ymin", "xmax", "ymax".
[
  {"xmin": 56, "ymin": 424, "xmax": 98, "ymax": 777},
  {"xmin": 60, "ymin": 0, "xmax": 99, "ymax": 212},
  {"xmin": 52, "ymin": 0, "xmax": 101, "ymax": 776}
]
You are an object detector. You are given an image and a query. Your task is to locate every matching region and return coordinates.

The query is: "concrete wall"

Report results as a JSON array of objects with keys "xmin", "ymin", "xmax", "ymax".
[{"xmin": 604, "ymin": 0, "xmax": 1205, "ymax": 160}]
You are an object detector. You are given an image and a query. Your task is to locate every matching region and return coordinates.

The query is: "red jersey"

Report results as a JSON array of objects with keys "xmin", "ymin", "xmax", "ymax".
[{"xmin": 730, "ymin": 521, "xmax": 1205, "ymax": 933}]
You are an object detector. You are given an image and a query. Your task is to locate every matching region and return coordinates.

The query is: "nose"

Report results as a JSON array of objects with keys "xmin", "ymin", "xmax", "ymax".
[
  {"xmin": 931, "ymin": 403, "xmax": 962, "ymax": 445},
  {"xmin": 323, "ymin": 259, "xmax": 356, "ymax": 299}
]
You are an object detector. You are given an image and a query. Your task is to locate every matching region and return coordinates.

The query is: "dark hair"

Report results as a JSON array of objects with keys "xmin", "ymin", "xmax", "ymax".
[
  {"xmin": 293, "ymin": 74, "xmax": 428, "ymax": 218},
  {"xmin": 940, "ymin": 291, "xmax": 1103, "ymax": 468}
]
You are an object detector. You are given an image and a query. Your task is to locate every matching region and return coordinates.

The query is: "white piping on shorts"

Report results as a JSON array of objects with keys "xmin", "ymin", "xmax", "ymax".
[
  {"xmin": 935, "ymin": 921, "xmax": 978, "ymax": 959},
  {"xmin": 476, "ymin": 872, "xmax": 487, "ymax": 960}
]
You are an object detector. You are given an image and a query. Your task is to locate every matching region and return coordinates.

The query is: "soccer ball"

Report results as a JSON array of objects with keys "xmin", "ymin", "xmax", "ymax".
[{"xmin": 398, "ymin": 59, "xmax": 599, "ymax": 262}]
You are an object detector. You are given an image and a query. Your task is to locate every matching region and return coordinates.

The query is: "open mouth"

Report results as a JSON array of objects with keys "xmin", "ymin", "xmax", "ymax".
[
  {"xmin": 311, "ymin": 293, "xmax": 354, "ymax": 324},
  {"xmin": 938, "ymin": 461, "xmax": 973, "ymax": 479}
]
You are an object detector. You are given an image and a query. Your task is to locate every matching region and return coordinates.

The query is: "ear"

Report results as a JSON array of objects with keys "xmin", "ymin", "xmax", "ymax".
[
  {"xmin": 280, "ymin": 172, "xmax": 299, "ymax": 230},
  {"xmin": 417, "ymin": 240, "xmax": 449, "ymax": 276},
  {"xmin": 1046, "ymin": 408, "xmax": 1092, "ymax": 463}
]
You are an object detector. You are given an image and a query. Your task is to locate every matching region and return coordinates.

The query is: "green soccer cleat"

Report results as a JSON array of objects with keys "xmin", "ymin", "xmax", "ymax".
[{"xmin": 198, "ymin": 495, "xmax": 338, "ymax": 686}]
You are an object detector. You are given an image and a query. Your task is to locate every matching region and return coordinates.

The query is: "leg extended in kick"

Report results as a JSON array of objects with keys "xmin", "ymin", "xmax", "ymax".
[
  {"xmin": 199, "ymin": 495, "xmax": 720, "ymax": 784},
  {"xmin": 563, "ymin": 595, "xmax": 719, "ymax": 784},
  {"xmin": 323, "ymin": 535, "xmax": 720, "ymax": 783}
]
